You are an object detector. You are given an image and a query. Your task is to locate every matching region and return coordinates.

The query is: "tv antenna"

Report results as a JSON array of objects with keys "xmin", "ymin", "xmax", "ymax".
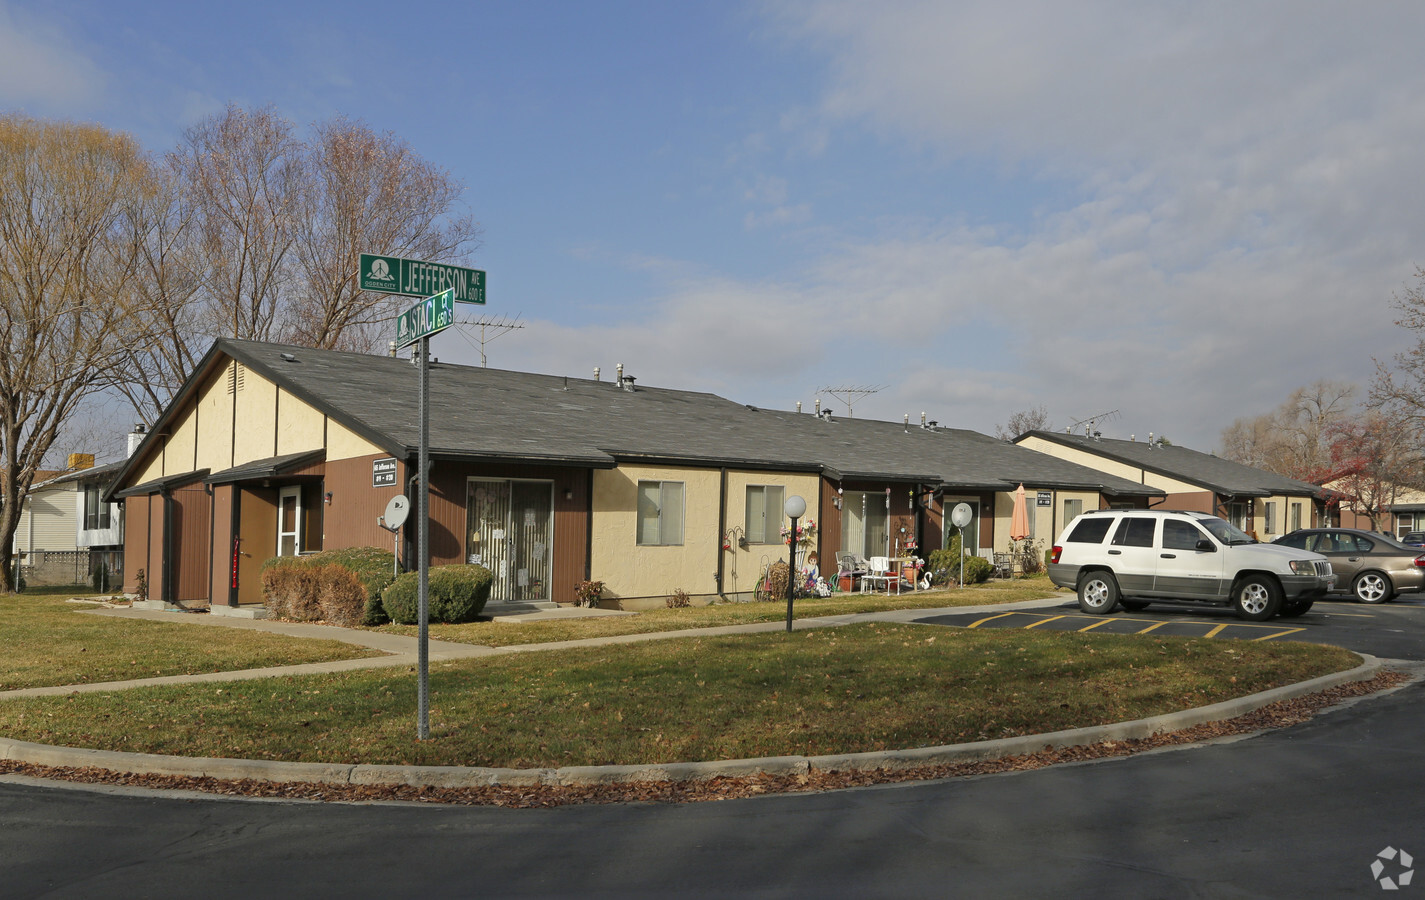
[
  {"xmin": 453, "ymin": 313, "xmax": 526, "ymax": 367},
  {"xmin": 817, "ymin": 385, "xmax": 884, "ymax": 419},
  {"xmin": 1066, "ymin": 409, "xmax": 1119, "ymax": 436}
]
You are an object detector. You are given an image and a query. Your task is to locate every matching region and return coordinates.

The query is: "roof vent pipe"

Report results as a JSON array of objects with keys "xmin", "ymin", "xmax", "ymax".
[
  {"xmin": 797, "ymin": 401, "xmax": 802, "ymax": 414},
  {"xmin": 616, "ymin": 363, "xmax": 624, "ymax": 383},
  {"xmin": 814, "ymin": 398, "xmax": 821, "ymax": 416},
  {"xmin": 388, "ymin": 341, "xmax": 397, "ymax": 358},
  {"xmin": 904, "ymin": 413, "xmax": 910, "ymax": 432},
  {"xmin": 593, "ymin": 366, "xmax": 600, "ymax": 382},
  {"xmin": 1148, "ymin": 432, "xmax": 1154, "ymax": 449},
  {"xmin": 1130, "ymin": 434, "xmax": 1136, "ymax": 442},
  {"xmin": 620, "ymin": 374, "xmax": 636, "ymax": 392}
]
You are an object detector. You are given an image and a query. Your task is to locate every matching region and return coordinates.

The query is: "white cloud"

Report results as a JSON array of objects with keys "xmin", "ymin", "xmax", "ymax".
[{"xmin": 0, "ymin": 3, "xmax": 104, "ymax": 111}]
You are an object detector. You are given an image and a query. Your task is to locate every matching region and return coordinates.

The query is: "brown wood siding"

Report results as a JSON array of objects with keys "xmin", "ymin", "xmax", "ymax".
[
  {"xmin": 427, "ymin": 461, "xmax": 590, "ymax": 604},
  {"xmin": 322, "ymin": 454, "xmax": 407, "ymax": 551},
  {"xmin": 171, "ymin": 484, "xmax": 211, "ymax": 603},
  {"xmin": 209, "ymin": 485, "xmax": 235, "ymax": 607},
  {"xmin": 148, "ymin": 497, "xmax": 165, "ymax": 604},
  {"xmin": 1161, "ymin": 491, "xmax": 1215, "ymax": 514},
  {"xmin": 819, "ymin": 477, "xmax": 840, "ymax": 563},
  {"xmin": 123, "ymin": 495, "xmax": 151, "ymax": 595}
]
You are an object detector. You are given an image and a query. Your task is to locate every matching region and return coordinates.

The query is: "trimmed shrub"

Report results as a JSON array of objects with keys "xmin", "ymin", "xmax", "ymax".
[
  {"xmin": 260, "ymin": 547, "xmax": 400, "ymax": 624},
  {"xmin": 961, "ymin": 555, "xmax": 994, "ymax": 585},
  {"xmin": 381, "ymin": 564, "xmax": 494, "ymax": 624}
]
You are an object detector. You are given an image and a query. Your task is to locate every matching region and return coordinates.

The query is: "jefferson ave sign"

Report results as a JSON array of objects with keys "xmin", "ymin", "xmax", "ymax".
[
  {"xmin": 395, "ymin": 288, "xmax": 454, "ymax": 350},
  {"xmin": 361, "ymin": 253, "xmax": 486, "ymax": 305}
]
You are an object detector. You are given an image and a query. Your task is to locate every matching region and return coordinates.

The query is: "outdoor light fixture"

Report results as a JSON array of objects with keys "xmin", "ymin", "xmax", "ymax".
[
  {"xmin": 564, "ymin": 488, "xmax": 574, "ymax": 500},
  {"xmin": 783, "ymin": 494, "xmax": 807, "ymax": 632},
  {"xmin": 324, "ymin": 492, "xmax": 332, "ymax": 505}
]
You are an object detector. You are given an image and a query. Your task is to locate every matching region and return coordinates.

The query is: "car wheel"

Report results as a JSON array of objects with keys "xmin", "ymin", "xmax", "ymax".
[
  {"xmin": 1232, "ymin": 575, "xmax": 1282, "ymax": 621},
  {"xmin": 1077, "ymin": 571, "xmax": 1119, "ymax": 615},
  {"xmin": 1352, "ymin": 571, "xmax": 1392, "ymax": 604},
  {"xmin": 1120, "ymin": 600, "xmax": 1150, "ymax": 611},
  {"xmin": 1279, "ymin": 598, "xmax": 1314, "ymax": 618}
]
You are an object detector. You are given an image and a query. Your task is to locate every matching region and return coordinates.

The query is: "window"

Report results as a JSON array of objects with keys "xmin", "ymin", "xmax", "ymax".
[
  {"xmin": 845, "ymin": 490, "xmax": 890, "ymax": 558},
  {"xmin": 637, "ymin": 481, "xmax": 684, "ymax": 546},
  {"xmin": 1162, "ymin": 520, "xmax": 1207, "ymax": 551},
  {"xmin": 745, "ymin": 485, "xmax": 784, "ymax": 544},
  {"xmin": 278, "ymin": 486, "xmax": 302, "ymax": 556},
  {"xmin": 1066, "ymin": 516, "xmax": 1112, "ymax": 544},
  {"xmin": 1276, "ymin": 533, "xmax": 1308, "ymax": 550},
  {"xmin": 1063, "ymin": 498, "xmax": 1083, "ymax": 528},
  {"xmin": 1264, "ymin": 501, "xmax": 1276, "ymax": 535},
  {"xmin": 1111, "ymin": 517, "xmax": 1156, "ymax": 548},
  {"xmin": 1290, "ymin": 502, "xmax": 1303, "ymax": 531},
  {"xmin": 83, "ymin": 484, "xmax": 110, "ymax": 531}
]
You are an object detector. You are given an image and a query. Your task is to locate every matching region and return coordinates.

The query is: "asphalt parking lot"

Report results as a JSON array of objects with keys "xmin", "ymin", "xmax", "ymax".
[{"xmin": 915, "ymin": 595, "xmax": 1425, "ymax": 660}]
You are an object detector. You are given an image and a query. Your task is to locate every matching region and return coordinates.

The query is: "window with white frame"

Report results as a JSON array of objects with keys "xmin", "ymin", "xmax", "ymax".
[
  {"xmin": 1264, "ymin": 501, "xmax": 1276, "ymax": 534},
  {"xmin": 1290, "ymin": 502, "xmax": 1303, "ymax": 532},
  {"xmin": 745, "ymin": 484, "xmax": 785, "ymax": 544},
  {"xmin": 1063, "ymin": 498, "xmax": 1083, "ymax": 527},
  {"xmin": 83, "ymin": 484, "xmax": 110, "ymax": 530},
  {"xmin": 637, "ymin": 481, "xmax": 684, "ymax": 546}
]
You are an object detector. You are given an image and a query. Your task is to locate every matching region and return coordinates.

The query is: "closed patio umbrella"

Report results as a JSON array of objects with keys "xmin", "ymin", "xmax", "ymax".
[{"xmin": 1010, "ymin": 483, "xmax": 1030, "ymax": 541}]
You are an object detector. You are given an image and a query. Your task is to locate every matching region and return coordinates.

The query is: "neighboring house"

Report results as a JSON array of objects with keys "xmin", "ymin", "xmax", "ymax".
[
  {"xmin": 104, "ymin": 340, "xmax": 1163, "ymax": 612},
  {"xmin": 1014, "ymin": 430, "xmax": 1325, "ymax": 539},
  {"xmin": 1328, "ymin": 480, "xmax": 1425, "ymax": 537},
  {"xmin": 13, "ymin": 458, "xmax": 125, "ymax": 587}
]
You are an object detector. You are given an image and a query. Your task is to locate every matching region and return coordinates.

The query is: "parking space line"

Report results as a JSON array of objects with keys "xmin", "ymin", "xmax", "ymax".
[
  {"xmin": 1135, "ymin": 621, "xmax": 1170, "ymax": 634},
  {"xmin": 967, "ymin": 612, "xmax": 1018, "ymax": 628},
  {"xmin": 1203, "ymin": 624, "xmax": 1228, "ymax": 638},
  {"xmin": 1250, "ymin": 627, "xmax": 1305, "ymax": 642},
  {"xmin": 1076, "ymin": 619, "xmax": 1117, "ymax": 632},
  {"xmin": 1022, "ymin": 615, "xmax": 1067, "ymax": 630}
]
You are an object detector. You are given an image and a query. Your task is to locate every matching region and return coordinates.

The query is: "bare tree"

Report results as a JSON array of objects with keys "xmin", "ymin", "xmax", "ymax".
[
  {"xmin": 1218, "ymin": 380, "xmax": 1356, "ymax": 482},
  {"xmin": 172, "ymin": 104, "xmax": 305, "ymax": 344},
  {"xmin": 994, "ymin": 405, "xmax": 1050, "ymax": 441},
  {"xmin": 0, "ymin": 115, "xmax": 158, "ymax": 591},
  {"xmin": 1327, "ymin": 410, "xmax": 1425, "ymax": 531},
  {"xmin": 1372, "ymin": 266, "xmax": 1425, "ymax": 446},
  {"xmin": 287, "ymin": 116, "xmax": 480, "ymax": 352}
]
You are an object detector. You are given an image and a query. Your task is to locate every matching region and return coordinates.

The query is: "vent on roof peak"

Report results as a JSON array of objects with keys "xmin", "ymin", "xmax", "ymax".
[{"xmin": 280, "ymin": 352, "xmax": 296, "ymax": 362}]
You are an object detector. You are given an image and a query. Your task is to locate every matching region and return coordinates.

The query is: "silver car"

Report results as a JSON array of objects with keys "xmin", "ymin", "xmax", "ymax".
[{"xmin": 1274, "ymin": 528, "xmax": 1425, "ymax": 603}]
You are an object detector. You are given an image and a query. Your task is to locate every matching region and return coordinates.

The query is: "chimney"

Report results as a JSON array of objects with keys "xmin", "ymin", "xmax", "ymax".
[{"xmin": 127, "ymin": 424, "xmax": 147, "ymax": 458}]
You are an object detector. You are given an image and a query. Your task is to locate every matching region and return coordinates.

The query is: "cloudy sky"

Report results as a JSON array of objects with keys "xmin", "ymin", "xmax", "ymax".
[{"xmin": 4, "ymin": 0, "xmax": 1423, "ymax": 450}]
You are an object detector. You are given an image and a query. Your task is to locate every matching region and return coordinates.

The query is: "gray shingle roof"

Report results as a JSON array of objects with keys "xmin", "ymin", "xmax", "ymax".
[
  {"xmin": 114, "ymin": 339, "xmax": 1163, "ymax": 499},
  {"xmin": 1018, "ymin": 430, "xmax": 1323, "ymax": 497}
]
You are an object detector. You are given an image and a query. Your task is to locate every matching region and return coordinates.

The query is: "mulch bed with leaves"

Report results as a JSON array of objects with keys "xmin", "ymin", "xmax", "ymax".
[{"xmin": 0, "ymin": 670, "xmax": 1408, "ymax": 808}]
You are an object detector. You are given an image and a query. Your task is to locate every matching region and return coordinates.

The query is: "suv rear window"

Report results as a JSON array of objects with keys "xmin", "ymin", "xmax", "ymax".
[{"xmin": 1065, "ymin": 517, "xmax": 1113, "ymax": 544}]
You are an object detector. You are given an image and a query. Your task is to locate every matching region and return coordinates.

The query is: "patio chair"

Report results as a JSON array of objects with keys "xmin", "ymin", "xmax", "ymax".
[
  {"xmin": 993, "ymin": 551, "xmax": 1014, "ymax": 580},
  {"xmin": 862, "ymin": 556, "xmax": 899, "ymax": 594}
]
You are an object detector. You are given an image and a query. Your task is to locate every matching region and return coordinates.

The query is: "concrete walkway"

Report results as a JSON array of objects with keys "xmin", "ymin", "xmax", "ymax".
[{"xmin": 0, "ymin": 595, "xmax": 1393, "ymax": 790}]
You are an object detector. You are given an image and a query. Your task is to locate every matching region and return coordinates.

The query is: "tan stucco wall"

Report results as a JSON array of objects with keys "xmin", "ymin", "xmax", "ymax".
[
  {"xmin": 194, "ymin": 371, "xmax": 235, "ymax": 473},
  {"xmin": 722, "ymin": 470, "xmax": 821, "ymax": 597},
  {"xmin": 164, "ymin": 401, "xmax": 198, "ymax": 476},
  {"xmin": 327, "ymin": 421, "xmax": 383, "ymax": 462},
  {"xmin": 591, "ymin": 464, "xmax": 723, "ymax": 601},
  {"xmin": 1017, "ymin": 437, "xmax": 1142, "ymax": 482},
  {"xmin": 277, "ymin": 393, "xmax": 326, "ymax": 457},
  {"xmin": 232, "ymin": 369, "xmax": 278, "ymax": 466}
]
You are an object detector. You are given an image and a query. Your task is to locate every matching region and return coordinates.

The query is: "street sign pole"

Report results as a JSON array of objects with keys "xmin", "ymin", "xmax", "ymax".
[{"xmin": 417, "ymin": 333, "xmax": 430, "ymax": 740}]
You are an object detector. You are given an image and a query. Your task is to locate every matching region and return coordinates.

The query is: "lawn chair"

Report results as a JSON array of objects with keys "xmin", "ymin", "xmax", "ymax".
[
  {"xmin": 993, "ymin": 551, "xmax": 1014, "ymax": 580},
  {"xmin": 836, "ymin": 552, "xmax": 867, "ymax": 592},
  {"xmin": 862, "ymin": 556, "xmax": 899, "ymax": 594}
]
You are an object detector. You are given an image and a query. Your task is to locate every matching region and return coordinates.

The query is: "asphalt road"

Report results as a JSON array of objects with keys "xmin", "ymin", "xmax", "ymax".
[{"xmin": 4, "ymin": 598, "xmax": 1425, "ymax": 898}]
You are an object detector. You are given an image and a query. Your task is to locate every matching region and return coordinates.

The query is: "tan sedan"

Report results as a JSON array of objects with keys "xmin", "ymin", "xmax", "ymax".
[{"xmin": 1274, "ymin": 528, "xmax": 1425, "ymax": 603}]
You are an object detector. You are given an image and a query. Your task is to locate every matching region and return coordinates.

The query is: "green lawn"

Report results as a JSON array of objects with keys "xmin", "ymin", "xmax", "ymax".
[
  {"xmin": 385, "ymin": 577, "xmax": 1065, "ymax": 647},
  {"xmin": 0, "ymin": 594, "xmax": 379, "ymax": 691},
  {"xmin": 0, "ymin": 623, "xmax": 1360, "ymax": 768}
]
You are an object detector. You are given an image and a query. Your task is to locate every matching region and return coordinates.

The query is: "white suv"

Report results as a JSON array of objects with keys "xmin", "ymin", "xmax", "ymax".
[{"xmin": 1048, "ymin": 509, "xmax": 1334, "ymax": 621}]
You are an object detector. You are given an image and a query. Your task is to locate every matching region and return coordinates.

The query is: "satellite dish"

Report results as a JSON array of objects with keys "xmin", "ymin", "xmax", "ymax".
[
  {"xmin": 381, "ymin": 494, "xmax": 410, "ymax": 532},
  {"xmin": 950, "ymin": 503, "xmax": 973, "ymax": 528}
]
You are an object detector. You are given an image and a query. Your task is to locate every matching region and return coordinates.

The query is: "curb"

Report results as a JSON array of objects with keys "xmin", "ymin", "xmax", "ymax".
[{"xmin": 0, "ymin": 654, "xmax": 1384, "ymax": 789}]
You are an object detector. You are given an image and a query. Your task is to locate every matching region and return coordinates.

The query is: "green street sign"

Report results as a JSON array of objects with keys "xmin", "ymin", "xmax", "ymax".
[
  {"xmin": 361, "ymin": 253, "xmax": 486, "ymax": 304},
  {"xmin": 395, "ymin": 288, "xmax": 455, "ymax": 349}
]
